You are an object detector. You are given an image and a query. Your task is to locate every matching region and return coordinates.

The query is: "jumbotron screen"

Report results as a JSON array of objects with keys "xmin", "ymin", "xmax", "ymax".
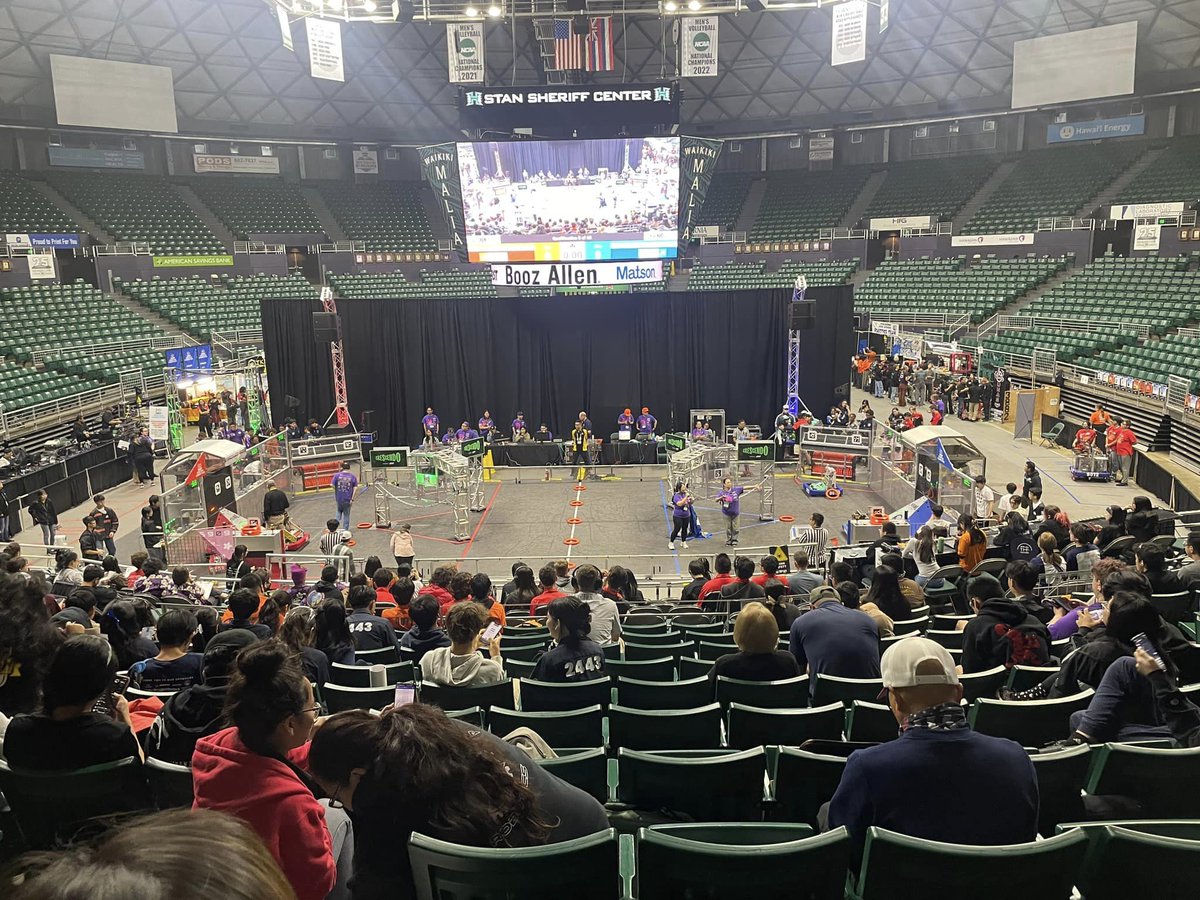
[{"xmin": 456, "ymin": 137, "xmax": 680, "ymax": 263}]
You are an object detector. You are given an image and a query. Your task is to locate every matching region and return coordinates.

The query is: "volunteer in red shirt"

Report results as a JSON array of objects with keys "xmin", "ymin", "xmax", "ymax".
[
  {"xmin": 530, "ymin": 564, "xmax": 567, "ymax": 616},
  {"xmin": 192, "ymin": 642, "xmax": 342, "ymax": 900},
  {"xmin": 1107, "ymin": 419, "xmax": 1137, "ymax": 486},
  {"xmin": 697, "ymin": 553, "xmax": 737, "ymax": 605},
  {"xmin": 1072, "ymin": 426, "xmax": 1096, "ymax": 454},
  {"xmin": 417, "ymin": 565, "xmax": 456, "ymax": 616},
  {"xmin": 751, "ymin": 555, "xmax": 787, "ymax": 591}
]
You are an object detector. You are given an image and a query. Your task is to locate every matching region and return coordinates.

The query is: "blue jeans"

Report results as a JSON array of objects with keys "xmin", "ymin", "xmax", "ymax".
[
  {"xmin": 336, "ymin": 501, "xmax": 352, "ymax": 531},
  {"xmin": 1071, "ymin": 656, "xmax": 1172, "ymax": 743}
]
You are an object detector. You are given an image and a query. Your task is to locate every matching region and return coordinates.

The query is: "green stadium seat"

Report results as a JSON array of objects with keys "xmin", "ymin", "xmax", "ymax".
[{"xmin": 617, "ymin": 747, "xmax": 767, "ymax": 821}]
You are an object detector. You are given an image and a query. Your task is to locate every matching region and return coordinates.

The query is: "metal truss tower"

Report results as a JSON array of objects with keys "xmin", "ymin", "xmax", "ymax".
[
  {"xmin": 786, "ymin": 275, "xmax": 809, "ymax": 417},
  {"xmin": 320, "ymin": 286, "xmax": 355, "ymax": 430}
]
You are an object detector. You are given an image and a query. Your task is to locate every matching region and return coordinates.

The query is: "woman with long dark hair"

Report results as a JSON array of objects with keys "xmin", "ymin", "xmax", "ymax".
[
  {"xmin": 996, "ymin": 510, "xmax": 1037, "ymax": 562},
  {"xmin": 669, "ymin": 481, "xmax": 692, "ymax": 550},
  {"xmin": 99, "ymin": 599, "xmax": 158, "ymax": 669},
  {"xmin": 27, "ymin": 489, "xmax": 57, "ymax": 546},
  {"xmin": 956, "ymin": 513, "xmax": 987, "ymax": 572},
  {"xmin": 1096, "ymin": 505, "xmax": 1127, "ymax": 549},
  {"xmin": 863, "ymin": 566, "xmax": 911, "ymax": 622},
  {"xmin": 312, "ymin": 599, "xmax": 356, "ymax": 665},
  {"xmin": 532, "ymin": 596, "xmax": 605, "ymax": 682},
  {"xmin": 277, "ymin": 606, "xmax": 331, "ymax": 686},
  {"xmin": 504, "ymin": 565, "xmax": 538, "ymax": 613},
  {"xmin": 308, "ymin": 704, "xmax": 608, "ymax": 900}
]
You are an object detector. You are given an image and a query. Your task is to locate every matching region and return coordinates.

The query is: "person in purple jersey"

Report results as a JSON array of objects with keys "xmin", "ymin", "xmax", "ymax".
[
  {"xmin": 668, "ymin": 481, "xmax": 693, "ymax": 550},
  {"xmin": 617, "ymin": 408, "xmax": 635, "ymax": 429},
  {"xmin": 511, "ymin": 412, "xmax": 527, "ymax": 435},
  {"xmin": 455, "ymin": 422, "xmax": 479, "ymax": 442},
  {"xmin": 421, "ymin": 407, "xmax": 439, "ymax": 447},
  {"xmin": 478, "ymin": 410, "xmax": 495, "ymax": 439},
  {"xmin": 636, "ymin": 407, "xmax": 657, "ymax": 435},
  {"xmin": 329, "ymin": 461, "xmax": 359, "ymax": 531},
  {"xmin": 716, "ymin": 476, "xmax": 758, "ymax": 547}
]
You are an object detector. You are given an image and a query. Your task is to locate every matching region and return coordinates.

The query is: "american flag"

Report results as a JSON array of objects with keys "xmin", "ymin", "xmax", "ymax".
[{"xmin": 552, "ymin": 16, "xmax": 615, "ymax": 71}]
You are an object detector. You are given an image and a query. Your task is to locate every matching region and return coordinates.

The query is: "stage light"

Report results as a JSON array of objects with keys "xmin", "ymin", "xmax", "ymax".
[
  {"xmin": 487, "ymin": 3, "xmax": 501, "ymax": 15},
  {"xmin": 464, "ymin": 4, "xmax": 478, "ymax": 14},
  {"xmin": 664, "ymin": 0, "xmax": 678, "ymax": 9},
  {"xmin": 687, "ymin": 0, "xmax": 701, "ymax": 9},
  {"xmin": 362, "ymin": 0, "xmax": 377, "ymax": 10}
]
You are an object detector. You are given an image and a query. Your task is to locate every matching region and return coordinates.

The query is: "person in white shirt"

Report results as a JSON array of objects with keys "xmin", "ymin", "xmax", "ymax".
[
  {"xmin": 973, "ymin": 476, "xmax": 996, "ymax": 521},
  {"xmin": 903, "ymin": 526, "xmax": 943, "ymax": 585},
  {"xmin": 571, "ymin": 564, "xmax": 621, "ymax": 644}
]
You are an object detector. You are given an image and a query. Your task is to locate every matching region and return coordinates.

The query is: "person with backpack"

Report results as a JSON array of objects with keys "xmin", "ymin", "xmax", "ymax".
[{"xmin": 959, "ymin": 573, "xmax": 1051, "ymax": 673}]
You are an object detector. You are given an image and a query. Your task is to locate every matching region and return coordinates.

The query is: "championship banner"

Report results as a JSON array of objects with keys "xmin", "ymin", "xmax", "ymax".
[
  {"xmin": 831, "ymin": 0, "xmax": 867, "ymax": 66},
  {"xmin": 1110, "ymin": 201, "xmax": 1184, "ymax": 220},
  {"xmin": 277, "ymin": 4, "xmax": 293, "ymax": 51},
  {"xmin": 306, "ymin": 16, "xmax": 344, "ymax": 82},
  {"xmin": 447, "ymin": 23, "xmax": 485, "ymax": 84},
  {"xmin": 880, "ymin": 0, "xmax": 889, "ymax": 32},
  {"xmin": 352, "ymin": 148, "xmax": 379, "ymax": 175},
  {"xmin": 681, "ymin": 16, "xmax": 718, "ymax": 78},
  {"xmin": 26, "ymin": 253, "xmax": 55, "ymax": 280},
  {"xmin": 950, "ymin": 232, "xmax": 1034, "ymax": 247},
  {"xmin": 491, "ymin": 260, "xmax": 662, "ymax": 287},
  {"xmin": 418, "ymin": 143, "xmax": 467, "ymax": 257},
  {"xmin": 1134, "ymin": 223, "xmax": 1161, "ymax": 251},
  {"xmin": 677, "ymin": 135, "xmax": 724, "ymax": 251},
  {"xmin": 1047, "ymin": 114, "xmax": 1143, "ymax": 144},
  {"xmin": 194, "ymin": 154, "xmax": 281, "ymax": 174}
]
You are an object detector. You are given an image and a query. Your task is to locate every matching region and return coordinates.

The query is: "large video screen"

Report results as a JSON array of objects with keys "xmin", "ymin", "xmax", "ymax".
[{"xmin": 457, "ymin": 137, "xmax": 680, "ymax": 263}]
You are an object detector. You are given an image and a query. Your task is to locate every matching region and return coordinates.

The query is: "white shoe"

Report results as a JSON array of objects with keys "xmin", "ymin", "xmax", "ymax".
[
  {"xmin": 681, "ymin": 541, "xmax": 688, "ymax": 549},
  {"xmin": 668, "ymin": 541, "xmax": 675, "ymax": 550}
]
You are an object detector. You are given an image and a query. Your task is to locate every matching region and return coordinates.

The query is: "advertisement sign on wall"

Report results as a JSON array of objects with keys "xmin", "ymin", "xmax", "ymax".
[
  {"xmin": 950, "ymin": 232, "xmax": 1035, "ymax": 247},
  {"xmin": 1046, "ymin": 114, "xmax": 1144, "ymax": 144},
  {"xmin": 47, "ymin": 146, "xmax": 145, "ymax": 169},
  {"xmin": 193, "ymin": 154, "xmax": 281, "ymax": 175},
  {"xmin": 490, "ymin": 261, "xmax": 663, "ymax": 287},
  {"xmin": 26, "ymin": 253, "xmax": 56, "ymax": 280}
]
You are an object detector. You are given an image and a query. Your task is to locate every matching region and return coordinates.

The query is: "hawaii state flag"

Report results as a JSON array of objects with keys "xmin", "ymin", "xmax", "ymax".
[{"xmin": 586, "ymin": 16, "xmax": 614, "ymax": 72}]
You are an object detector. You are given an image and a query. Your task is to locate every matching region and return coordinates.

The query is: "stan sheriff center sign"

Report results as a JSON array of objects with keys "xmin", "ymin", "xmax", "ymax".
[{"xmin": 492, "ymin": 261, "xmax": 664, "ymax": 287}]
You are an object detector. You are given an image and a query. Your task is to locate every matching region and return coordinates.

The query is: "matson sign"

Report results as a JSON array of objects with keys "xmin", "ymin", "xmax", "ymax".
[{"xmin": 491, "ymin": 261, "xmax": 663, "ymax": 287}]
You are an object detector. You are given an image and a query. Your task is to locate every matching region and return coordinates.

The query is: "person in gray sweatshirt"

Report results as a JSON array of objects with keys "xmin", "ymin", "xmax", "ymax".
[{"xmin": 419, "ymin": 600, "xmax": 504, "ymax": 687}]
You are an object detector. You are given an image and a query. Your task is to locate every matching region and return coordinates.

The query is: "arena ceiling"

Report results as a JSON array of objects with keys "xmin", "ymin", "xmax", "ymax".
[{"xmin": 1, "ymin": 0, "xmax": 1200, "ymax": 142}]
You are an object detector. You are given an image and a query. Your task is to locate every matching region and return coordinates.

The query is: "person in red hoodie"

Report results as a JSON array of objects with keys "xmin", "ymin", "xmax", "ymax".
[
  {"xmin": 697, "ymin": 552, "xmax": 736, "ymax": 605},
  {"xmin": 418, "ymin": 565, "xmax": 456, "ymax": 617},
  {"xmin": 530, "ymin": 564, "xmax": 567, "ymax": 616},
  {"xmin": 191, "ymin": 641, "xmax": 346, "ymax": 900}
]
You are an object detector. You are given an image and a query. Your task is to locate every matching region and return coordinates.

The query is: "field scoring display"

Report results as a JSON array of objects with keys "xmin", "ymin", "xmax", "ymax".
[{"xmin": 457, "ymin": 137, "xmax": 680, "ymax": 264}]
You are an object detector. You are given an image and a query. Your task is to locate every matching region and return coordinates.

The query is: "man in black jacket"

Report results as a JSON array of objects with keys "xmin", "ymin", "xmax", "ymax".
[
  {"xmin": 262, "ymin": 480, "xmax": 290, "ymax": 529},
  {"xmin": 90, "ymin": 494, "xmax": 119, "ymax": 557},
  {"xmin": 960, "ymin": 574, "xmax": 1050, "ymax": 673},
  {"xmin": 79, "ymin": 515, "xmax": 104, "ymax": 561},
  {"xmin": 1135, "ymin": 543, "xmax": 1184, "ymax": 595}
]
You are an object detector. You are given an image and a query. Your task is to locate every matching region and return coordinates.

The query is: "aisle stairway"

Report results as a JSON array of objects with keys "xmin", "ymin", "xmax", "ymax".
[
  {"xmin": 733, "ymin": 177, "xmax": 768, "ymax": 235},
  {"xmin": 951, "ymin": 159, "xmax": 1017, "ymax": 231},
  {"xmin": 29, "ymin": 178, "xmax": 113, "ymax": 244},
  {"xmin": 173, "ymin": 183, "xmax": 235, "ymax": 246},
  {"xmin": 300, "ymin": 186, "xmax": 349, "ymax": 243},
  {"xmin": 995, "ymin": 264, "xmax": 1080, "ymax": 317},
  {"xmin": 1076, "ymin": 146, "xmax": 1165, "ymax": 218},
  {"xmin": 840, "ymin": 169, "xmax": 888, "ymax": 228}
]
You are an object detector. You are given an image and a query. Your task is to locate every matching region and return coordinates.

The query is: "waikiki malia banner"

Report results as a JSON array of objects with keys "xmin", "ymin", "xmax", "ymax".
[
  {"xmin": 418, "ymin": 143, "xmax": 467, "ymax": 259},
  {"xmin": 677, "ymin": 136, "xmax": 724, "ymax": 253}
]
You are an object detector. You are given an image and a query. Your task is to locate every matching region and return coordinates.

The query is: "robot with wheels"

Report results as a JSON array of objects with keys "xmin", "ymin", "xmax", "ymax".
[{"xmin": 1069, "ymin": 426, "xmax": 1113, "ymax": 482}]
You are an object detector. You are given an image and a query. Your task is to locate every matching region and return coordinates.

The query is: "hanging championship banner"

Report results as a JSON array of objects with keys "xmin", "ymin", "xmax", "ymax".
[
  {"xmin": 831, "ymin": 0, "xmax": 867, "ymax": 66},
  {"xmin": 352, "ymin": 148, "xmax": 379, "ymax": 175},
  {"xmin": 447, "ymin": 23, "xmax": 485, "ymax": 83},
  {"xmin": 677, "ymin": 136, "xmax": 724, "ymax": 252},
  {"xmin": 26, "ymin": 253, "xmax": 55, "ymax": 280},
  {"xmin": 418, "ymin": 143, "xmax": 467, "ymax": 257},
  {"xmin": 306, "ymin": 17, "xmax": 344, "ymax": 82},
  {"xmin": 277, "ymin": 4, "xmax": 293, "ymax": 51},
  {"xmin": 880, "ymin": 0, "xmax": 889, "ymax": 32},
  {"xmin": 681, "ymin": 16, "xmax": 718, "ymax": 78}
]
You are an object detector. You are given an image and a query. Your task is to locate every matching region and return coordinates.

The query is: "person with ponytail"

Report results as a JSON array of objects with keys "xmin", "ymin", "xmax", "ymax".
[
  {"xmin": 98, "ymin": 599, "xmax": 158, "ymax": 670},
  {"xmin": 1029, "ymin": 531, "xmax": 1067, "ymax": 591},
  {"xmin": 308, "ymin": 704, "xmax": 608, "ymax": 900},
  {"xmin": 531, "ymin": 596, "xmax": 605, "ymax": 682},
  {"xmin": 191, "ymin": 640, "xmax": 349, "ymax": 900},
  {"xmin": 956, "ymin": 513, "xmax": 987, "ymax": 571}
]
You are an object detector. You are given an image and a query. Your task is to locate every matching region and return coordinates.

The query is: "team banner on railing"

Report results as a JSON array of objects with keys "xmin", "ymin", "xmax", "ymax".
[
  {"xmin": 6, "ymin": 232, "xmax": 80, "ymax": 249},
  {"xmin": 681, "ymin": 16, "xmax": 719, "ymax": 78},
  {"xmin": 447, "ymin": 23, "xmax": 485, "ymax": 83},
  {"xmin": 678, "ymin": 136, "xmax": 724, "ymax": 251},
  {"xmin": 950, "ymin": 232, "xmax": 1034, "ymax": 247},
  {"xmin": 418, "ymin": 143, "xmax": 467, "ymax": 257},
  {"xmin": 47, "ymin": 146, "xmax": 145, "ymax": 169}
]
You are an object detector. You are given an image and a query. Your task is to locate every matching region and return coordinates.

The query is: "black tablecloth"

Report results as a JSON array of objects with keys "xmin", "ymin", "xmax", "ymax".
[
  {"xmin": 494, "ymin": 443, "xmax": 564, "ymax": 466},
  {"xmin": 601, "ymin": 440, "xmax": 659, "ymax": 465},
  {"xmin": 2, "ymin": 441, "xmax": 128, "ymax": 537}
]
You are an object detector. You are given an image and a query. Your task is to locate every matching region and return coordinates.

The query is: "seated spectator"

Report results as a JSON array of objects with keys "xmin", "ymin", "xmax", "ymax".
[
  {"xmin": 1129, "ymin": 646, "xmax": 1200, "ymax": 747},
  {"xmin": 498, "ymin": 565, "xmax": 535, "ymax": 614},
  {"xmin": 573, "ymin": 564, "xmax": 621, "ymax": 644},
  {"xmin": 863, "ymin": 564, "xmax": 914, "ymax": 622},
  {"xmin": 553, "ymin": 559, "xmax": 574, "ymax": 593},
  {"xmin": 1027, "ymin": 532, "xmax": 1067, "ymax": 591},
  {"xmin": 761, "ymin": 582, "xmax": 803, "ymax": 630},
  {"xmin": 530, "ymin": 564, "xmax": 567, "ymax": 616},
  {"xmin": 866, "ymin": 522, "xmax": 902, "ymax": 568},
  {"xmin": 143, "ymin": 630, "xmax": 256, "ymax": 764},
  {"xmin": 419, "ymin": 601, "xmax": 504, "ymax": 688},
  {"xmin": 399, "ymin": 595, "xmax": 450, "ymax": 662},
  {"xmin": 1049, "ymin": 557, "xmax": 1127, "ymax": 641},
  {"xmin": 131, "ymin": 558, "xmax": 173, "ymax": 597},
  {"xmin": 956, "ymin": 514, "xmax": 987, "ymax": 571},
  {"xmin": 1006, "ymin": 560, "xmax": 1054, "ymax": 624},
  {"xmin": 751, "ymin": 556, "xmax": 787, "ymax": 591},
  {"xmin": 6, "ymin": 808, "xmax": 296, "ymax": 899},
  {"xmin": 960, "ymin": 574, "xmax": 1051, "ymax": 673},
  {"xmin": 305, "ymin": 565, "xmax": 344, "ymax": 605},
  {"xmin": 256, "ymin": 591, "xmax": 291, "ymax": 637},
  {"xmin": 995, "ymin": 511, "xmax": 1037, "ymax": 562},
  {"xmin": 788, "ymin": 585, "xmax": 881, "ymax": 678},
  {"xmin": 276, "ymin": 606, "xmax": 331, "ymax": 687},
  {"xmin": 371, "ymin": 568, "xmax": 395, "ymax": 608},
  {"xmin": 192, "ymin": 641, "xmax": 344, "ymax": 900},
  {"xmin": 1136, "ymin": 543, "xmax": 1184, "ymax": 595},
  {"xmin": 313, "ymin": 599, "xmax": 357, "ymax": 666},
  {"xmin": 307, "ymin": 705, "xmax": 608, "ymax": 900},
  {"xmin": 1037, "ymin": 506, "xmax": 1071, "ymax": 547},
  {"xmin": 99, "ymin": 598, "xmax": 159, "ymax": 669},
  {"xmin": 4, "ymin": 634, "xmax": 141, "ymax": 770},
  {"xmin": 711, "ymin": 601, "xmax": 801, "ymax": 684},
  {"xmin": 168, "ymin": 567, "xmax": 207, "ymax": 604},
  {"xmin": 786, "ymin": 551, "xmax": 823, "ymax": 595},
  {"xmin": 697, "ymin": 553, "xmax": 736, "ymax": 605},
  {"xmin": 532, "ymin": 596, "xmax": 604, "ymax": 682},
  {"xmin": 286, "ymin": 564, "xmax": 311, "ymax": 602},
  {"xmin": 717, "ymin": 556, "xmax": 767, "ymax": 610},
  {"xmin": 130, "ymin": 609, "xmax": 204, "ymax": 692},
  {"xmin": 827, "ymin": 637, "xmax": 1038, "ymax": 859},
  {"xmin": 601, "ymin": 567, "xmax": 632, "ymax": 612},
  {"xmin": 469, "ymin": 573, "xmax": 505, "ymax": 625},
  {"xmin": 498, "ymin": 561, "xmax": 526, "ymax": 604},
  {"xmin": 679, "ymin": 558, "xmax": 710, "ymax": 605},
  {"xmin": 1125, "ymin": 495, "xmax": 1159, "ymax": 543},
  {"xmin": 384, "ymin": 577, "xmax": 415, "ymax": 632},
  {"xmin": 219, "ymin": 589, "xmax": 273, "ymax": 640},
  {"xmin": 904, "ymin": 526, "xmax": 943, "ymax": 586},
  {"xmin": 1064, "ymin": 523, "xmax": 1100, "ymax": 573},
  {"xmin": 0, "ymin": 575, "xmax": 64, "ymax": 739},
  {"xmin": 52, "ymin": 549, "xmax": 84, "ymax": 590},
  {"xmin": 841, "ymin": 581, "xmax": 895, "ymax": 637},
  {"xmin": 448, "ymin": 570, "xmax": 474, "ymax": 604},
  {"xmin": 345, "ymin": 585, "xmax": 399, "ymax": 652},
  {"xmin": 50, "ymin": 587, "xmax": 99, "ymax": 631}
]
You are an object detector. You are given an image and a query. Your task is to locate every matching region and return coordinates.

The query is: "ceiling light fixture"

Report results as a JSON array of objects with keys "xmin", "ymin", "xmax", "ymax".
[
  {"xmin": 362, "ymin": 0, "xmax": 377, "ymax": 10},
  {"xmin": 464, "ymin": 4, "xmax": 479, "ymax": 14},
  {"xmin": 664, "ymin": 0, "xmax": 678, "ymax": 9},
  {"xmin": 487, "ymin": 3, "xmax": 501, "ymax": 15},
  {"xmin": 687, "ymin": 0, "xmax": 701, "ymax": 9}
]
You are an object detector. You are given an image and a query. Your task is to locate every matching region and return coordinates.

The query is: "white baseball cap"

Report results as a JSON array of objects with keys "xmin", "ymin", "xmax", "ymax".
[{"xmin": 880, "ymin": 636, "xmax": 960, "ymax": 691}]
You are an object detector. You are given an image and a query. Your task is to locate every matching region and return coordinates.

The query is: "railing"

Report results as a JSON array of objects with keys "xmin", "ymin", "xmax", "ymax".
[
  {"xmin": 818, "ymin": 227, "xmax": 867, "ymax": 240},
  {"xmin": 1035, "ymin": 217, "xmax": 1095, "ymax": 231},
  {"xmin": 698, "ymin": 231, "xmax": 748, "ymax": 245},
  {"xmin": 234, "ymin": 241, "xmax": 285, "ymax": 255},
  {"xmin": 31, "ymin": 334, "xmax": 195, "ymax": 367},
  {"xmin": 899, "ymin": 222, "xmax": 953, "ymax": 236},
  {"xmin": 992, "ymin": 314, "xmax": 1149, "ymax": 341},
  {"xmin": 314, "ymin": 241, "xmax": 366, "ymax": 253},
  {"xmin": 0, "ymin": 383, "xmax": 126, "ymax": 438},
  {"xmin": 210, "ymin": 329, "xmax": 264, "ymax": 358},
  {"xmin": 870, "ymin": 313, "xmax": 971, "ymax": 333},
  {"xmin": 91, "ymin": 242, "xmax": 152, "ymax": 257}
]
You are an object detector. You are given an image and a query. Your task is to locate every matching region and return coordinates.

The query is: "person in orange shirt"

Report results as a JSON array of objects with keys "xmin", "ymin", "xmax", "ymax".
[
  {"xmin": 382, "ymin": 576, "xmax": 415, "ymax": 632},
  {"xmin": 1089, "ymin": 403, "xmax": 1112, "ymax": 443},
  {"xmin": 957, "ymin": 514, "xmax": 988, "ymax": 572},
  {"xmin": 221, "ymin": 570, "xmax": 269, "ymax": 624}
]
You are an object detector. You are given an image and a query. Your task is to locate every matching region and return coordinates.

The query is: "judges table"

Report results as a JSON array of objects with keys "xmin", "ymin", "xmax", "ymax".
[
  {"xmin": 602, "ymin": 436, "xmax": 659, "ymax": 465},
  {"xmin": 1, "ymin": 440, "xmax": 128, "ymax": 538},
  {"xmin": 493, "ymin": 442, "xmax": 564, "ymax": 467}
]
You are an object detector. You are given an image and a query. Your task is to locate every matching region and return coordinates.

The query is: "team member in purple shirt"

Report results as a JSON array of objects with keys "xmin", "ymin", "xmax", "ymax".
[
  {"xmin": 421, "ymin": 408, "xmax": 439, "ymax": 447},
  {"xmin": 330, "ymin": 461, "xmax": 359, "ymax": 531},
  {"xmin": 477, "ymin": 411, "xmax": 495, "ymax": 439},
  {"xmin": 636, "ymin": 407, "xmax": 657, "ymax": 436},
  {"xmin": 511, "ymin": 412, "xmax": 527, "ymax": 435},
  {"xmin": 716, "ymin": 476, "xmax": 758, "ymax": 546},
  {"xmin": 617, "ymin": 408, "xmax": 635, "ymax": 429},
  {"xmin": 669, "ymin": 481, "xmax": 693, "ymax": 550},
  {"xmin": 455, "ymin": 422, "xmax": 479, "ymax": 442}
]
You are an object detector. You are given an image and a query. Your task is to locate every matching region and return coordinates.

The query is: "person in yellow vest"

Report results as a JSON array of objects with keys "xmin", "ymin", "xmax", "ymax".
[{"xmin": 569, "ymin": 422, "xmax": 591, "ymax": 483}]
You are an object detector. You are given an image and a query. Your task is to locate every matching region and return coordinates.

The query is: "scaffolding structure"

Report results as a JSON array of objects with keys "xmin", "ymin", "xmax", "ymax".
[
  {"xmin": 786, "ymin": 274, "xmax": 809, "ymax": 417},
  {"xmin": 410, "ymin": 446, "xmax": 478, "ymax": 541},
  {"xmin": 665, "ymin": 441, "xmax": 774, "ymax": 521}
]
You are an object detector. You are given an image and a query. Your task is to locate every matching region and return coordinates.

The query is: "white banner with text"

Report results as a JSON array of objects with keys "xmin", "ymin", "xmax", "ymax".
[
  {"xmin": 307, "ymin": 16, "xmax": 345, "ymax": 82},
  {"xmin": 447, "ymin": 23, "xmax": 485, "ymax": 83},
  {"xmin": 194, "ymin": 154, "xmax": 281, "ymax": 174},
  {"xmin": 491, "ymin": 261, "xmax": 663, "ymax": 287},
  {"xmin": 681, "ymin": 16, "xmax": 719, "ymax": 78},
  {"xmin": 831, "ymin": 0, "xmax": 867, "ymax": 66},
  {"xmin": 1110, "ymin": 201, "xmax": 1185, "ymax": 221},
  {"xmin": 950, "ymin": 232, "xmax": 1035, "ymax": 247},
  {"xmin": 870, "ymin": 215, "xmax": 933, "ymax": 230},
  {"xmin": 1133, "ymin": 223, "xmax": 1161, "ymax": 251}
]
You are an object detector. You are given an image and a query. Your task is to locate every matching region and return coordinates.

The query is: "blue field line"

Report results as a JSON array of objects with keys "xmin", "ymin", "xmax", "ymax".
[
  {"xmin": 1034, "ymin": 462, "xmax": 1082, "ymax": 505},
  {"xmin": 658, "ymin": 479, "xmax": 682, "ymax": 576}
]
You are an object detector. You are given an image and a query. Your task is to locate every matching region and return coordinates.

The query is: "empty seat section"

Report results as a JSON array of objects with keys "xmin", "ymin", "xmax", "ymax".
[
  {"xmin": 865, "ymin": 156, "xmax": 999, "ymax": 223},
  {"xmin": 0, "ymin": 281, "xmax": 157, "ymax": 361},
  {"xmin": 118, "ymin": 274, "xmax": 316, "ymax": 339},
  {"xmin": 749, "ymin": 167, "xmax": 871, "ymax": 241},
  {"xmin": 0, "ymin": 173, "xmax": 78, "ymax": 235},
  {"xmin": 1115, "ymin": 136, "xmax": 1200, "ymax": 204},
  {"xmin": 0, "ymin": 358, "xmax": 106, "ymax": 411},
  {"xmin": 187, "ymin": 177, "xmax": 323, "ymax": 238},
  {"xmin": 315, "ymin": 180, "xmax": 438, "ymax": 252},
  {"xmin": 694, "ymin": 173, "xmax": 752, "ymax": 233},
  {"xmin": 330, "ymin": 269, "xmax": 497, "ymax": 299},
  {"xmin": 48, "ymin": 173, "xmax": 223, "ymax": 255},
  {"xmin": 689, "ymin": 259, "xmax": 858, "ymax": 291},
  {"xmin": 1091, "ymin": 331, "xmax": 1200, "ymax": 393}
]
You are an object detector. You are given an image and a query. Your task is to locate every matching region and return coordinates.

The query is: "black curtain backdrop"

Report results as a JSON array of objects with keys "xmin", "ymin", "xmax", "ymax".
[
  {"xmin": 262, "ymin": 290, "xmax": 793, "ymax": 447},
  {"xmin": 473, "ymin": 139, "xmax": 644, "ymax": 182}
]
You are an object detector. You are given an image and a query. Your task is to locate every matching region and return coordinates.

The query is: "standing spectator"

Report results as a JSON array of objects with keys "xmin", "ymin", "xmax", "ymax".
[
  {"xmin": 389, "ymin": 523, "xmax": 415, "ymax": 571},
  {"xmin": 420, "ymin": 601, "xmax": 504, "ymax": 688},
  {"xmin": 827, "ymin": 637, "xmax": 1038, "ymax": 860},
  {"xmin": 1108, "ymin": 419, "xmax": 1137, "ymax": 486},
  {"xmin": 790, "ymin": 513, "xmax": 831, "ymax": 571},
  {"xmin": 788, "ymin": 585, "xmax": 881, "ymax": 678},
  {"xmin": 973, "ymin": 476, "xmax": 996, "ymax": 521},
  {"xmin": 532, "ymin": 596, "xmax": 606, "ymax": 682},
  {"xmin": 345, "ymin": 585, "xmax": 399, "ymax": 652},
  {"xmin": 262, "ymin": 480, "xmax": 290, "ymax": 529},
  {"xmin": 130, "ymin": 426, "xmax": 156, "ymax": 485},
  {"xmin": 400, "ymin": 595, "xmax": 450, "ymax": 662},
  {"xmin": 140, "ymin": 505, "xmax": 165, "ymax": 562},
  {"xmin": 329, "ymin": 461, "xmax": 358, "ymax": 531},
  {"xmin": 26, "ymin": 489, "xmax": 57, "ymax": 547},
  {"xmin": 90, "ymin": 495, "xmax": 119, "ymax": 558},
  {"xmin": 573, "ymin": 564, "xmax": 621, "ymax": 644}
]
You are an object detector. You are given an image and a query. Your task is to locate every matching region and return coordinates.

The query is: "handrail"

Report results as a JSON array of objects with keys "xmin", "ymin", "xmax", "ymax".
[
  {"xmin": 0, "ymin": 383, "xmax": 126, "ymax": 437},
  {"xmin": 818, "ymin": 227, "xmax": 867, "ymax": 240},
  {"xmin": 32, "ymin": 334, "xmax": 195, "ymax": 367},
  {"xmin": 698, "ymin": 231, "xmax": 748, "ymax": 245},
  {"xmin": 233, "ymin": 241, "xmax": 285, "ymax": 254},
  {"xmin": 91, "ymin": 242, "xmax": 152, "ymax": 257},
  {"xmin": 314, "ymin": 241, "xmax": 366, "ymax": 253},
  {"xmin": 994, "ymin": 314, "xmax": 1148, "ymax": 340},
  {"xmin": 899, "ymin": 222, "xmax": 953, "ymax": 236},
  {"xmin": 1035, "ymin": 217, "xmax": 1095, "ymax": 231}
]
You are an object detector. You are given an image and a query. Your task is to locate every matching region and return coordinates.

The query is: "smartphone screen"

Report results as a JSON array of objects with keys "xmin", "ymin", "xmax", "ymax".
[
  {"xmin": 1088, "ymin": 606, "xmax": 1105, "ymax": 623},
  {"xmin": 393, "ymin": 683, "xmax": 416, "ymax": 707},
  {"xmin": 481, "ymin": 620, "xmax": 502, "ymax": 643},
  {"xmin": 94, "ymin": 673, "xmax": 130, "ymax": 716},
  {"xmin": 1132, "ymin": 632, "xmax": 1167, "ymax": 671}
]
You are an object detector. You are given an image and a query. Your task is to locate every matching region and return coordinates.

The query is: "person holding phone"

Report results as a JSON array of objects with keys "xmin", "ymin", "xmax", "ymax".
[
  {"xmin": 4, "ymin": 634, "xmax": 142, "ymax": 770},
  {"xmin": 419, "ymin": 601, "xmax": 504, "ymax": 688}
]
